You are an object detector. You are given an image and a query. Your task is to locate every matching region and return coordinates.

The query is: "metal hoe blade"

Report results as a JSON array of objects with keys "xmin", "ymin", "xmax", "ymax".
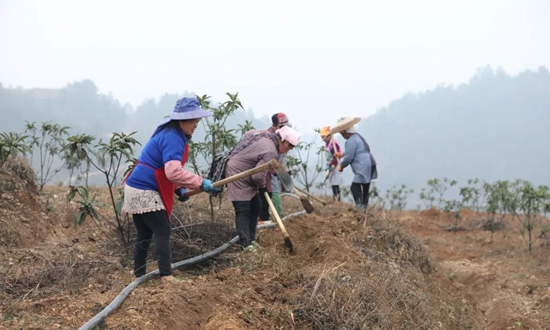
[{"xmin": 273, "ymin": 162, "xmax": 294, "ymax": 192}]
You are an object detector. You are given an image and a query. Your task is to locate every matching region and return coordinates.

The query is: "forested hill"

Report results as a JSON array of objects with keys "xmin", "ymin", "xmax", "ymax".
[
  {"xmin": 2, "ymin": 66, "xmax": 549, "ymax": 192},
  {"xmin": 0, "ymin": 80, "xmax": 269, "ymax": 151},
  {"xmin": 357, "ymin": 66, "xmax": 550, "ymax": 190},
  {"xmin": 0, "ymin": 81, "xmax": 269, "ymax": 185}
]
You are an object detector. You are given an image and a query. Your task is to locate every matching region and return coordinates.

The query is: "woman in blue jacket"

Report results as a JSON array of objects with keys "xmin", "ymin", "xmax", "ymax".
[{"xmin": 122, "ymin": 97, "xmax": 219, "ymax": 282}]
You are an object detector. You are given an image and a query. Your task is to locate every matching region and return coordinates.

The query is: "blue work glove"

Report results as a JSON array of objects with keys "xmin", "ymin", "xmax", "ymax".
[
  {"xmin": 174, "ymin": 187, "xmax": 189, "ymax": 202},
  {"xmin": 200, "ymin": 178, "xmax": 221, "ymax": 193}
]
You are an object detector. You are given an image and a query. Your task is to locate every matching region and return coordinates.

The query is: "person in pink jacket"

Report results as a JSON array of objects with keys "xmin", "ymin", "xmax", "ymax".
[
  {"xmin": 225, "ymin": 126, "xmax": 300, "ymax": 251},
  {"xmin": 320, "ymin": 126, "xmax": 343, "ymax": 201}
]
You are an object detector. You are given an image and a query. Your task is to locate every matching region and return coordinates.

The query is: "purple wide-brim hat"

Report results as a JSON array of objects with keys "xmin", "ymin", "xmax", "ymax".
[{"xmin": 151, "ymin": 97, "xmax": 212, "ymax": 137}]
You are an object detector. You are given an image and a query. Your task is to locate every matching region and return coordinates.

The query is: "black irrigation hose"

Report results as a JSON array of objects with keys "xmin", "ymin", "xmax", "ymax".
[{"xmin": 78, "ymin": 194, "xmax": 306, "ymax": 330}]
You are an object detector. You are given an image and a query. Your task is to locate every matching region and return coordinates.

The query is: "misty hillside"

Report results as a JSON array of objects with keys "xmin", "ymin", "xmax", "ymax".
[
  {"xmin": 0, "ymin": 81, "xmax": 272, "ymax": 186},
  {"xmin": 1, "ymin": 66, "xmax": 549, "ymax": 194},
  {"xmin": 0, "ymin": 80, "xmax": 127, "ymax": 136},
  {"xmin": 0, "ymin": 81, "xmax": 271, "ymax": 155},
  {"xmin": 358, "ymin": 66, "xmax": 550, "ymax": 191}
]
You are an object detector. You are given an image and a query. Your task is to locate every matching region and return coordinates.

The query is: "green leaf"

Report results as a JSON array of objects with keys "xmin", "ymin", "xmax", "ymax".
[
  {"xmin": 75, "ymin": 212, "xmax": 86, "ymax": 228},
  {"xmin": 76, "ymin": 186, "xmax": 88, "ymax": 199},
  {"xmin": 66, "ymin": 189, "xmax": 76, "ymax": 203},
  {"xmin": 89, "ymin": 205, "xmax": 100, "ymax": 220}
]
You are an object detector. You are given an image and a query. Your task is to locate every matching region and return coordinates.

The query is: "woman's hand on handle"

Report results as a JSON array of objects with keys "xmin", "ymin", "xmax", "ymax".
[{"xmin": 200, "ymin": 178, "xmax": 221, "ymax": 193}]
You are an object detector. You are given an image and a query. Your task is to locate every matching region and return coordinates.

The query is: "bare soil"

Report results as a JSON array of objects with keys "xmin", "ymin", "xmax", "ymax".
[
  {"xmin": 1, "ymin": 159, "xmax": 549, "ymax": 329},
  {"xmin": 400, "ymin": 208, "xmax": 550, "ymax": 330}
]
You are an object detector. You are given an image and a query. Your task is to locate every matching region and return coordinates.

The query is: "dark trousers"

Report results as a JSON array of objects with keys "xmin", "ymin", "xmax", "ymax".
[
  {"xmin": 232, "ymin": 194, "xmax": 261, "ymax": 247},
  {"xmin": 258, "ymin": 191, "xmax": 272, "ymax": 221},
  {"xmin": 133, "ymin": 210, "xmax": 172, "ymax": 277},
  {"xmin": 331, "ymin": 185, "xmax": 341, "ymax": 201},
  {"xmin": 351, "ymin": 182, "xmax": 371, "ymax": 206}
]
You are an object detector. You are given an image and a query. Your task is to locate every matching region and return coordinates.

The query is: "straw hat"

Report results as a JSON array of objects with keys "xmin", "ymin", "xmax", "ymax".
[
  {"xmin": 329, "ymin": 117, "xmax": 361, "ymax": 135},
  {"xmin": 319, "ymin": 126, "xmax": 331, "ymax": 137}
]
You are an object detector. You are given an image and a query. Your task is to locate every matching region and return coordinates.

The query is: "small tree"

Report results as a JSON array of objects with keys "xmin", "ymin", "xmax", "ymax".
[
  {"xmin": 443, "ymin": 199, "xmax": 463, "ymax": 232},
  {"xmin": 0, "ymin": 132, "xmax": 30, "ymax": 172},
  {"xmin": 481, "ymin": 181, "xmax": 510, "ymax": 239},
  {"xmin": 24, "ymin": 121, "xmax": 39, "ymax": 165},
  {"xmin": 25, "ymin": 121, "xmax": 70, "ymax": 191},
  {"xmin": 384, "ymin": 184, "xmax": 414, "ymax": 211},
  {"xmin": 237, "ymin": 120, "xmax": 254, "ymax": 136},
  {"xmin": 286, "ymin": 133, "xmax": 324, "ymax": 192},
  {"xmin": 463, "ymin": 178, "xmax": 484, "ymax": 214},
  {"xmin": 419, "ymin": 187, "xmax": 436, "ymax": 210},
  {"xmin": 516, "ymin": 181, "xmax": 550, "ymax": 254},
  {"xmin": 66, "ymin": 185, "xmax": 125, "ymax": 247},
  {"xmin": 419, "ymin": 178, "xmax": 456, "ymax": 211},
  {"xmin": 503, "ymin": 179, "xmax": 522, "ymax": 222},
  {"xmin": 64, "ymin": 152, "xmax": 82, "ymax": 185},
  {"xmin": 368, "ymin": 181, "xmax": 383, "ymax": 209},
  {"xmin": 64, "ymin": 131, "xmax": 140, "ymax": 246},
  {"xmin": 192, "ymin": 93, "xmax": 245, "ymax": 219},
  {"xmin": 196, "ymin": 93, "xmax": 243, "ymax": 162},
  {"xmin": 66, "ymin": 185, "xmax": 100, "ymax": 228}
]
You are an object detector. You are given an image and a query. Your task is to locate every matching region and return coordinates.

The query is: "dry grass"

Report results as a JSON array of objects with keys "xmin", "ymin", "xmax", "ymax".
[
  {"xmin": 1, "ymin": 161, "xmax": 482, "ymax": 329},
  {"xmin": 275, "ymin": 210, "xmax": 475, "ymax": 330}
]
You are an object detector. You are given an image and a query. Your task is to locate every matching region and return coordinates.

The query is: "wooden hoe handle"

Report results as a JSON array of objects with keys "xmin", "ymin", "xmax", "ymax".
[
  {"xmin": 184, "ymin": 159, "xmax": 280, "ymax": 198},
  {"xmin": 293, "ymin": 187, "xmax": 327, "ymax": 206},
  {"xmin": 264, "ymin": 191, "xmax": 291, "ymax": 239}
]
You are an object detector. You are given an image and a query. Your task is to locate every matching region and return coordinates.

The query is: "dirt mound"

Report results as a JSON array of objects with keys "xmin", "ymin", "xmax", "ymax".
[
  {"xmin": 3, "ymin": 186, "xmax": 550, "ymax": 329},
  {"xmin": 0, "ymin": 157, "xmax": 56, "ymax": 247},
  {"xmin": 420, "ymin": 207, "xmax": 440, "ymax": 217},
  {"xmin": 104, "ymin": 205, "xmax": 480, "ymax": 329},
  {"xmin": 0, "ymin": 184, "xmax": 132, "ymax": 329},
  {"xmin": 0, "ymin": 157, "xmax": 37, "ymax": 193},
  {"xmin": 1, "ymin": 190, "xmax": 485, "ymax": 330}
]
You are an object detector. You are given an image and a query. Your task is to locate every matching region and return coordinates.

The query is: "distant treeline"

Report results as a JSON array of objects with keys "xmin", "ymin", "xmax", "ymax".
[{"xmin": 2, "ymin": 65, "xmax": 549, "ymax": 194}]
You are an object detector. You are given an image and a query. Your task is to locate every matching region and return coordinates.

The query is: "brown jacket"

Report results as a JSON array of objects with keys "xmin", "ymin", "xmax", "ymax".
[{"xmin": 225, "ymin": 130, "xmax": 279, "ymax": 202}]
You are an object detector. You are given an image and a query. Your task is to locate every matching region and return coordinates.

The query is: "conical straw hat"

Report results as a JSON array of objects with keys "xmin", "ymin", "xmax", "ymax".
[{"xmin": 329, "ymin": 117, "xmax": 361, "ymax": 135}]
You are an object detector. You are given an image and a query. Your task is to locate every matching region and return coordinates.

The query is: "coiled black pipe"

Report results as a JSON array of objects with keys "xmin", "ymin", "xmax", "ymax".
[{"xmin": 78, "ymin": 194, "xmax": 305, "ymax": 330}]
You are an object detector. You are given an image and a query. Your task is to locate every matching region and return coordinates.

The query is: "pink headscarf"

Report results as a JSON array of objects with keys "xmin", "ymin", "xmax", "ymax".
[{"xmin": 276, "ymin": 126, "xmax": 301, "ymax": 146}]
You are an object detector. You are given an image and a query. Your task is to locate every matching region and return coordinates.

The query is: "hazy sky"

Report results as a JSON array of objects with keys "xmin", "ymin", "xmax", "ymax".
[{"xmin": 1, "ymin": 0, "xmax": 549, "ymax": 131}]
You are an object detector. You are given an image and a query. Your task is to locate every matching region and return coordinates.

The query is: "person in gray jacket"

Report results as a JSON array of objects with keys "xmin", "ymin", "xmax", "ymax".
[{"xmin": 331, "ymin": 117, "xmax": 378, "ymax": 210}]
